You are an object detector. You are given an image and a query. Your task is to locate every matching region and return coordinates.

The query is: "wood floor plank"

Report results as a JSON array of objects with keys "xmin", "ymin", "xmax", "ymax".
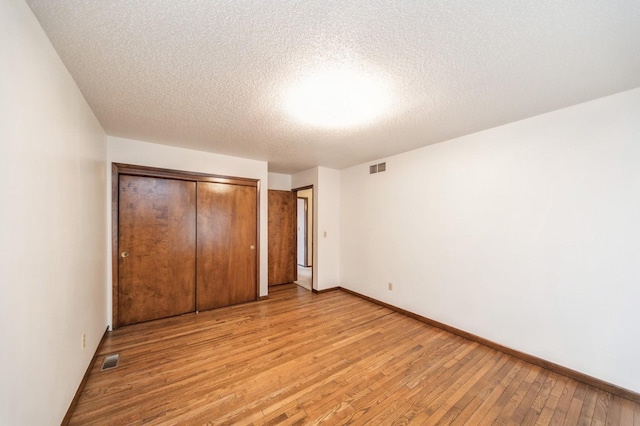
[
  {"xmin": 603, "ymin": 395, "xmax": 622, "ymax": 426},
  {"xmin": 374, "ymin": 343, "xmax": 489, "ymax": 424},
  {"xmin": 578, "ymin": 385, "xmax": 600, "ymax": 425},
  {"xmin": 491, "ymin": 365, "xmax": 542, "ymax": 424},
  {"xmin": 510, "ymin": 367, "xmax": 551, "ymax": 424},
  {"xmin": 476, "ymin": 359, "xmax": 532, "ymax": 424},
  {"xmin": 520, "ymin": 370, "xmax": 557, "ymax": 425},
  {"xmin": 549, "ymin": 378, "xmax": 579, "ymax": 425},
  {"xmin": 68, "ymin": 284, "xmax": 640, "ymax": 425},
  {"xmin": 421, "ymin": 352, "xmax": 510, "ymax": 424},
  {"xmin": 566, "ymin": 382, "xmax": 588, "ymax": 424},
  {"xmin": 618, "ymin": 397, "xmax": 635, "ymax": 425},
  {"xmin": 591, "ymin": 389, "xmax": 611, "ymax": 426},
  {"xmin": 462, "ymin": 359, "xmax": 526, "ymax": 424},
  {"xmin": 436, "ymin": 355, "xmax": 518, "ymax": 424},
  {"xmin": 533, "ymin": 374, "xmax": 567, "ymax": 425}
]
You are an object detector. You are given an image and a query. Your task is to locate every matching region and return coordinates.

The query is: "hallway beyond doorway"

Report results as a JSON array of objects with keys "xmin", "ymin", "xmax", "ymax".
[{"xmin": 295, "ymin": 266, "xmax": 312, "ymax": 291}]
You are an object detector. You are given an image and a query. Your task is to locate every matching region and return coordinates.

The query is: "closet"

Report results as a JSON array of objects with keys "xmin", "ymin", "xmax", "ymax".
[{"xmin": 113, "ymin": 164, "xmax": 258, "ymax": 327}]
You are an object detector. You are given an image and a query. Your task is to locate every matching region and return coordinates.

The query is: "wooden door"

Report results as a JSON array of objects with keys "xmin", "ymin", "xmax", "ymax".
[
  {"xmin": 197, "ymin": 182, "xmax": 257, "ymax": 310},
  {"xmin": 118, "ymin": 175, "xmax": 196, "ymax": 326},
  {"xmin": 268, "ymin": 190, "xmax": 297, "ymax": 286}
]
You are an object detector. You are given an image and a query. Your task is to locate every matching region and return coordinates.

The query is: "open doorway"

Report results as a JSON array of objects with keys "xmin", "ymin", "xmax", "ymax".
[{"xmin": 293, "ymin": 186, "xmax": 313, "ymax": 291}]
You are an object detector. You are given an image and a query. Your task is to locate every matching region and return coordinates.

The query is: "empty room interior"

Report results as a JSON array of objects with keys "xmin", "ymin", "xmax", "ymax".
[{"xmin": 2, "ymin": 0, "xmax": 640, "ymax": 424}]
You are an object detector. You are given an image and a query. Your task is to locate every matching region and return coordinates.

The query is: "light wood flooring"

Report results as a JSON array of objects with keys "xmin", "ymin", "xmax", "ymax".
[{"xmin": 70, "ymin": 284, "xmax": 640, "ymax": 425}]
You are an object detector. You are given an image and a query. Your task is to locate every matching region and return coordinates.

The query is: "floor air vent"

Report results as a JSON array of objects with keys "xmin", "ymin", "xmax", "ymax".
[{"xmin": 100, "ymin": 354, "xmax": 120, "ymax": 371}]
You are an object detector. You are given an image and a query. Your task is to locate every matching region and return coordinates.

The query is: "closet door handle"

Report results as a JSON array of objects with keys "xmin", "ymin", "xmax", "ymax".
[
  {"xmin": 120, "ymin": 251, "xmax": 129, "ymax": 258},
  {"xmin": 250, "ymin": 245, "xmax": 255, "ymax": 250}
]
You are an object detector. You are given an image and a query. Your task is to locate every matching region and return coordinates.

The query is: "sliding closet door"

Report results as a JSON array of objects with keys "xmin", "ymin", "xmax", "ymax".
[
  {"xmin": 118, "ymin": 175, "xmax": 196, "ymax": 326},
  {"xmin": 196, "ymin": 182, "xmax": 257, "ymax": 311}
]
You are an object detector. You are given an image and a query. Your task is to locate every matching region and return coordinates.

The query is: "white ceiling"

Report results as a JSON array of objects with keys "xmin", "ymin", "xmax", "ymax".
[{"xmin": 26, "ymin": 0, "xmax": 640, "ymax": 174}]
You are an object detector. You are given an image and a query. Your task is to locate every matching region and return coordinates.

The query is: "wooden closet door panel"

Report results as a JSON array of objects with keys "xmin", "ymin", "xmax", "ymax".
[
  {"xmin": 196, "ymin": 182, "xmax": 257, "ymax": 311},
  {"xmin": 118, "ymin": 175, "xmax": 196, "ymax": 326},
  {"xmin": 268, "ymin": 190, "xmax": 297, "ymax": 286}
]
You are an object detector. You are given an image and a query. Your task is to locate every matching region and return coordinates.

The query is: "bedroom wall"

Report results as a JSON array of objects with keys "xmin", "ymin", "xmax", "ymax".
[
  {"xmin": 340, "ymin": 88, "xmax": 640, "ymax": 393},
  {"xmin": 268, "ymin": 172, "xmax": 291, "ymax": 190},
  {"xmin": 0, "ymin": 0, "xmax": 108, "ymax": 423},
  {"xmin": 292, "ymin": 167, "xmax": 340, "ymax": 290}
]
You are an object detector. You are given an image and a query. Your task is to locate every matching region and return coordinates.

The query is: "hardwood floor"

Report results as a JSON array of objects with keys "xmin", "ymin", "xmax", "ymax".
[{"xmin": 70, "ymin": 284, "xmax": 640, "ymax": 425}]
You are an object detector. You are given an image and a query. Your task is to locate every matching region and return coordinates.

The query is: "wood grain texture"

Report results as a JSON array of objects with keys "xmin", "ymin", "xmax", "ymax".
[
  {"xmin": 268, "ymin": 190, "xmax": 297, "ymax": 286},
  {"xmin": 118, "ymin": 175, "xmax": 196, "ymax": 326},
  {"xmin": 196, "ymin": 182, "xmax": 257, "ymax": 310},
  {"xmin": 69, "ymin": 285, "xmax": 640, "ymax": 425},
  {"xmin": 340, "ymin": 287, "xmax": 640, "ymax": 405},
  {"xmin": 112, "ymin": 163, "xmax": 260, "ymax": 329}
]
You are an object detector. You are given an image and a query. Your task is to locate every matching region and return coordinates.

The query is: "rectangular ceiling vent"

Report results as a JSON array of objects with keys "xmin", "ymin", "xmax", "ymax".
[
  {"xmin": 100, "ymin": 354, "xmax": 120, "ymax": 371},
  {"xmin": 370, "ymin": 162, "xmax": 386, "ymax": 174}
]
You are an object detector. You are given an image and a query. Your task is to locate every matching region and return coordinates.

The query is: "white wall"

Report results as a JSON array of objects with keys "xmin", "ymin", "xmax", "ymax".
[
  {"xmin": 107, "ymin": 136, "xmax": 269, "ymax": 326},
  {"xmin": 292, "ymin": 167, "xmax": 340, "ymax": 290},
  {"xmin": 268, "ymin": 172, "xmax": 291, "ymax": 190},
  {"xmin": 317, "ymin": 168, "xmax": 340, "ymax": 289},
  {"xmin": 340, "ymin": 88, "xmax": 640, "ymax": 393},
  {"xmin": 0, "ymin": 0, "xmax": 108, "ymax": 423}
]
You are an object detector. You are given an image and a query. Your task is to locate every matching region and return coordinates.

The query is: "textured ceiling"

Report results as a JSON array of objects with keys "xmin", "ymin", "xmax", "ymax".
[{"xmin": 26, "ymin": 0, "xmax": 640, "ymax": 173}]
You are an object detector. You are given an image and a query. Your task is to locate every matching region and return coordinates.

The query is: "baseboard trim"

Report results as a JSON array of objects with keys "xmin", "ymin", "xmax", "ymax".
[
  {"xmin": 312, "ymin": 287, "xmax": 340, "ymax": 294},
  {"xmin": 62, "ymin": 326, "xmax": 109, "ymax": 425},
  {"xmin": 339, "ymin": 287, "xmax": 640, "ymax": 403},
  {"xmin": 258, "ymin": 295, "xmax": 269, "ymax": 301}
]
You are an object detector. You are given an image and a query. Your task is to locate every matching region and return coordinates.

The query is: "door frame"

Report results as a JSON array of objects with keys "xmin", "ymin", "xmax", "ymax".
[
  {"xmin": 111, "ymin": 163, "xmax": 260, "ymax": 328},
  {"xmin": 292, "ymin": 185, "xmax": 314, "ymax": 289},
  {"xmin": 296, "ymin": 196, "xmax": 309, "ymax": 267}
]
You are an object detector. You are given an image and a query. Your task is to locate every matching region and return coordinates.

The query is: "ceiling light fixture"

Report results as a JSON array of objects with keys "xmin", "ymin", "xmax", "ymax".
[{"xmin": 284, "ymin": 66, "xmax": 390, "ymax": 129}]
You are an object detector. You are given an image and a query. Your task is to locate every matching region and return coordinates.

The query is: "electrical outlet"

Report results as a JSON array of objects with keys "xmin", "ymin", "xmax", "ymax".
[
  {"xmin": 388, "ymin": 282, "xmax": 393, "ymax": 291},
  {"xmin": 82, "ymin": 333, "xmax": 86, "ymax": 350}
]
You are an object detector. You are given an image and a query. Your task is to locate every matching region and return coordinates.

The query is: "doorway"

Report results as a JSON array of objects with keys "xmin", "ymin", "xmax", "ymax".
[
  {"xmin": 293, "ymin": 186, "xmax": 313, "ymax": 291},
  {"xmin": 297, "ymin": 198, "xmax": 308, "ymax": 266}
]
